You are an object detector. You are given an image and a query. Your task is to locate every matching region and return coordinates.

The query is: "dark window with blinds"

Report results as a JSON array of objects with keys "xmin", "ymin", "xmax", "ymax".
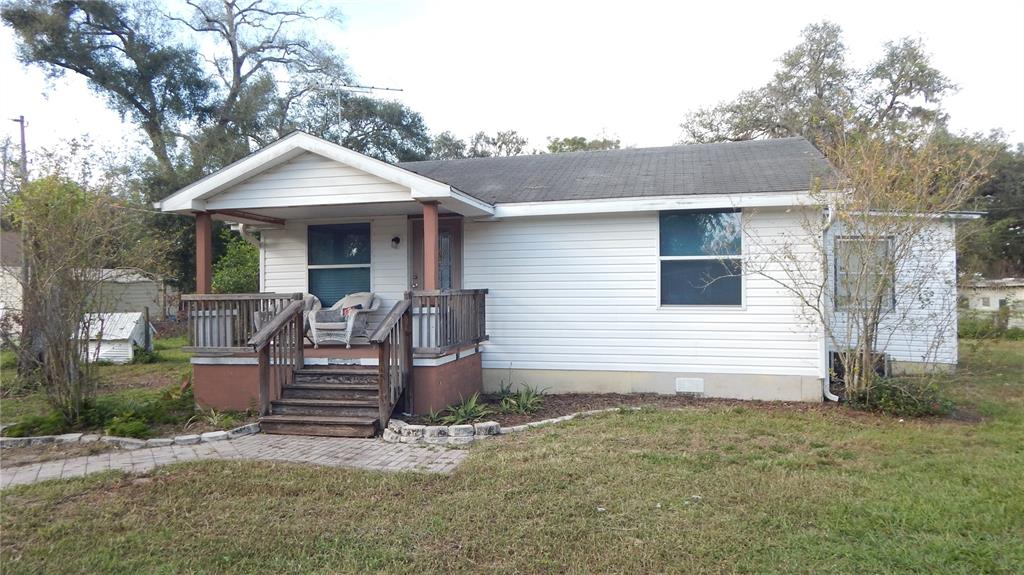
[{"xmin": 307, "ymin": 223, "xmax": 371, "ymax": 306}]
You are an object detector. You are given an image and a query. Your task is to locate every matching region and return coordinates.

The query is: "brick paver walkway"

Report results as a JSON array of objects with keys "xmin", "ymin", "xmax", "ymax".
[{"xmin": 1, "ymin": 434, "xmax": 466, "ymax": 488}]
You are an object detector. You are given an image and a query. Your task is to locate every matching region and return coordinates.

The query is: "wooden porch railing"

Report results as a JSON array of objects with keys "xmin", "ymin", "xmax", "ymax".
[
  {"xmin": 247, "ymin": 298, "xmax": 306, "ymax": 416},
  {"xmin": 184, "ymin": 290, "xmax": 486, "ymax": 426},
  {"xmin": 369, "ymin": 300, "xmax": 413, "ymax": 428},
  {"xmin": 409, "ymin": 289, "xmax": 488, "ymax": 357},
  {"xmin": 182, "ymin": 293, "xmax": 302, "ymax": 353}
]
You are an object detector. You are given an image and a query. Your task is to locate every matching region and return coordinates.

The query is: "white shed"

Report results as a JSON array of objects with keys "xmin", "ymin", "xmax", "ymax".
[{"xmin": 82, "ymin": 312, "xmax": 156, "ymax": 364}]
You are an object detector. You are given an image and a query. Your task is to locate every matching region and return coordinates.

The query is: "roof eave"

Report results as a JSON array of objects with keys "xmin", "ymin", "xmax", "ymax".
[
  {"xmin": 482, "ymin": 190, "xmax": 822, "ymax": 220},
  {"xmin": 157, "ymin": 132, "xmax": 494, "ymax": 216}
]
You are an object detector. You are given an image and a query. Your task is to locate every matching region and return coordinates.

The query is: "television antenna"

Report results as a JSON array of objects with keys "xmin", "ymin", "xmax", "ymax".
[{"xmin": 281, "ymin": 80, "xmax": 404, "ymax": 128}]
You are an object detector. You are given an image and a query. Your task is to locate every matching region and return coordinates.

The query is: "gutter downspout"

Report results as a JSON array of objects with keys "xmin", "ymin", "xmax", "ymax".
[
  {"xmin": 232, "ymin": 224, "xmax": 264, "ymax": 292},
  {"xmin": 821, "ymin": 203, "xmax": 840, "ymax": 402},
  {"xmin": 235, "ymin": 223, "xmax": 260, "ymax": 248}
]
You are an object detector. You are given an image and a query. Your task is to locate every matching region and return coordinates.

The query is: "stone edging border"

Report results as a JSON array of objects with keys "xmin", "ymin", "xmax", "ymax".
[
  {"xmin": 383, "ymin": 407, "xmax": 641, "ymax": 446},
  {"xmin": 0, "ymin": 423, "xmax": 261, "ymax": 450}
]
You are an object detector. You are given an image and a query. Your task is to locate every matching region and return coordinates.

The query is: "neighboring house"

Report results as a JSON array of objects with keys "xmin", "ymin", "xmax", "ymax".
[
  {"xmin": 960, "ymin": 278, "xmax": 1024, "ymax": 328},
  {"xmin": 157, "ymin": 132, "xmax": 966, "ymax": 437},
  {"xmin": 82, "ymin": 312, "xmax": 156, "ymax": 364},
  {"xmin": 0, "ymin": 231, "xmax": 178, "ymax": 321},
  {"xmin": 0, "ymin": 231, "xmax": 25, "ymax": 323}
]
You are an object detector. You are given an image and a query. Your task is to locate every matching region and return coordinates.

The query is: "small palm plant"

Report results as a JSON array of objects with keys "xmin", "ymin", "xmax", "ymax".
[
  {"xmin": 438, "ymin": 393, "xmax": 491, "ymax": 425},
  {"xmin": 499, "ymin": 385, "xmax": 546, "ymax": 415}
]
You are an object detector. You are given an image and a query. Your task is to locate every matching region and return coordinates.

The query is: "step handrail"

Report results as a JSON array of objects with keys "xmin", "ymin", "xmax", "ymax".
[
  {"xmin": 248, "ymin": 299, "xmax": 305, "ymax": 350},
  {"xmin": 248, "ymin": 299, "xmax": 306, "ymax": 416},
  {"xmin": 370, "ymin": 299, "xmax": 413, "ymax": 428},
  {"xmin": 369, "ymin": 299, "xmax": 411, "ymax": 342}
]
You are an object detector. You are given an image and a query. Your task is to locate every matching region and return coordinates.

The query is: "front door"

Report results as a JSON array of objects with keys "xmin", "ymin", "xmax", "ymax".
[{"xmin": 410, "ymin": 217, "xmax": 462, "ymax": 290}]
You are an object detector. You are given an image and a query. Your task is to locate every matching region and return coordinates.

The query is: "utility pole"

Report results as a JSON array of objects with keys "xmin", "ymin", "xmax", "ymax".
[
  {"xmin": 12, "ymin": 115, "xmax": 27, "ymax": 180},
  {"xmin": 10, "ymin": 115, "xmax": 35, "ymax": 375}
]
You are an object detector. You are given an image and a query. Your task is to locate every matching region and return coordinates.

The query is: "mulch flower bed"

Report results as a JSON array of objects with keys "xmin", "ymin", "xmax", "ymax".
[{"xmin": 406, "ymin": 393, "xmax": 835, "ymax": 427}]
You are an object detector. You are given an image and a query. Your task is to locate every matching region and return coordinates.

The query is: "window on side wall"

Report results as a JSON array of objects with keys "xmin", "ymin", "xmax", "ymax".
[
  {"xmin": 834, "ymin": 237, "xmax": 894, "ymax": 311},
  {"xmin": 307, "ymin": 223, "xmax": 371, "ymax": 307},
  {"xmin": 659, "ymin": 210, "xmax": 742, "ymax": 306}
]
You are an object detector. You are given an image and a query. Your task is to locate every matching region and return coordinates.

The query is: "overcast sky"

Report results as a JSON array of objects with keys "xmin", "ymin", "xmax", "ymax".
[{"xmin": 2, "ymin": 0, "xmax": 1023, "ymax": 157}]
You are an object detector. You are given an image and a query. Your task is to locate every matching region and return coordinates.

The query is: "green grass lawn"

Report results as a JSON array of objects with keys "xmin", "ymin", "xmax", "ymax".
[
  {"xmin": 0, "ymin": 337, "xmax": 190, "ymax": 426},
  {"xmin": 2, "ymin": 341, "xmax": 1022, "ymax": 574}
]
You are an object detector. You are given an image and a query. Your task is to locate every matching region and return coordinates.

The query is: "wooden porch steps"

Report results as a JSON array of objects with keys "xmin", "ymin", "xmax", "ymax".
[
  {"xmin": 261, "ymin": 366, "xmax": 382, "ymax": 437},
  {"xmin": 259, "ymin": 414, "xmax": 378, "ymax": 438}
]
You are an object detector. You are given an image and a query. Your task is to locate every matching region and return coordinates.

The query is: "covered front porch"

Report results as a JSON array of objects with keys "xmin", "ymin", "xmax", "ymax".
[{"xmin": 158, "ymin": 133, "xmax": 493, "ymax": 436}]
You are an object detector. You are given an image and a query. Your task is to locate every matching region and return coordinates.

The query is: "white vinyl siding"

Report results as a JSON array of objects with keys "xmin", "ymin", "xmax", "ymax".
[
  {"xmin": 827, "ymin": 220, "xmax": 958, "ymax": 366},
  {"xmin": 261, "ymin": 216, "xmax": 408, "ymax": 323},
  {"xmin": 96, "ymin": 281, "xmax": 170, "ymax": 318},
  {"xmin": 462, "ymin": 209, "xmax": 823, "ymax": 376},
  {"xmin": 207, "ymin": 152, "xmax": 412, "ymax": 210},
  {"xmin": 86, "ymin": 340, "xmax": 134, "ymax": 364}
]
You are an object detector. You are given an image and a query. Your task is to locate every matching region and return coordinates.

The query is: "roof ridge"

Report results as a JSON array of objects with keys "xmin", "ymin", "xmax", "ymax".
[{"xmin": 399, "ymin": 136, "xmax": 816, "ymax": 166}]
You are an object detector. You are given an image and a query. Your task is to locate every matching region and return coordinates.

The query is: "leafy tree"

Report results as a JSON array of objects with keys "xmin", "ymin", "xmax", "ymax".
[
  {"xmin": 958, "ymin": 139, "xmax": 1024, "ymax": 276},
  {"xmin": 0, "ymin": 136, "xmax": 24, "ymax": 220},
  {"xmin": 861, "ymin": 38, "xmax": 956, "ymax": 137},
  {"xmin": 742, "ymin": 133, "xmax": 992, "ymax": 396},
  {"xmin": 212, "ymin": 229, "xmax": 259, "ymax": 293},
  {"xmin": 291, "ymin": 92, "xmax": 431, "ymax": 162},
  {"xmin": 2, "ymin": 0, "xmax": 435, "ymax": 289},
  {"xmin": 468, "ymin": 130, "xmax": 528, "ymax": 157},
  {"xmin": 2, "ymin": 175, "xmax": 167, "ymax": 423},
  {"xmin": 2, "ymin": 0, "xmax": 213, "ymax": 175},
  {"xmin": 430, "ymin": 131, "xmax": 468, "ymax": 160},
  {"xmin": 680, "ymin": 21, "xmax": 955, "ymax": 149},
  {"xmin": 546, "ymin": 136, "xmax": 621, "ymax": 153},
  {"xmin": 426, "ymin": 130, "xmax": 530, "ymax": 159}
]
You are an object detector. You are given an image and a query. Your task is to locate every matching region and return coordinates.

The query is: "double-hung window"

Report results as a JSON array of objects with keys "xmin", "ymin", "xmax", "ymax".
[
  {"xmin": 307, "ymin": 223, "xmax": 371, "ymax": 307},
  {"xmin": 834, "ymin": 237, "xmax": 894, "ymax": 310},
  {"xmin": 659, "ymin": 209, "xmax": 742, "ymax": 306}
]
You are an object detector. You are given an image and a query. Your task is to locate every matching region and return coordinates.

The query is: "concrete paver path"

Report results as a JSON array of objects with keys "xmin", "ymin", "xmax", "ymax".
[{"xmin": 1, "ymin": 434, "xmax": 466, "ymax": 488}]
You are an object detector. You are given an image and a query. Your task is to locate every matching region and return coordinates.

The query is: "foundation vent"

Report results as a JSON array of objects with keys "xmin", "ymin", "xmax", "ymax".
[{"xmin": 675, "ymin": 377, "xmax": 705, "ymax": 395}]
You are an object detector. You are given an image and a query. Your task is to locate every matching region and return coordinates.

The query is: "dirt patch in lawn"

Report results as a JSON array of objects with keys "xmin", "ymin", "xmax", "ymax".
[{"xmin": 1, "ymin": 441, "xmax": 120, "ymax": 468}]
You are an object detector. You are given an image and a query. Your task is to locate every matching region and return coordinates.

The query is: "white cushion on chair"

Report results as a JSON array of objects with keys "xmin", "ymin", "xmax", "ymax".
[{"xmin": 336, "ymin": 292, "xmax": 374, "ymax": 311}]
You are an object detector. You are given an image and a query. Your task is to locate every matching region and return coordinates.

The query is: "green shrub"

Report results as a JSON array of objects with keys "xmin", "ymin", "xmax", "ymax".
[
  {"xmin": 959, "ymin": 314, "xmax": 1002, "ymax": 339},
  {"xmin": 3, "ymin": 412, "xmax": 68, "ymax": 437},
  {"xmin": 105, "ymin": 414, "xmax": 152, "ymax": 438},
  {"xmin": 4, "ymin": 386, "xmax": 194, "ymax": 438},
  {"xmin": 499, "ymin": 385, "xmax": 546, "ymax": 415},
  {"xmin": 438, "ymin": 393, "xmax": 491, "ymax": 425},
  {"xmin": 186, "ymin": 409, "xmax": 240, "ymax": 431},
  {"xmin": 212, "ymin": 229, "xmax": 259, "ymax": 294},
  {"xmin": 848, "ymin": 378, "xmax": 954, "ymax": 418},
  {"xmin": 1004, "ymin": 327, "xmax": 1024, "ymax": 340},
  {"xmin": 79, "ymin": 387, "xmax": 194, "ymax": 429},
  {"xmin": 131, "ymin": 345, "xmax": 159, "ymax": 364}
]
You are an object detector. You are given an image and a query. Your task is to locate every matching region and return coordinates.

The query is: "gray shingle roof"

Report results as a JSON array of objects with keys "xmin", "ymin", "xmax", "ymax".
[{"xmin": 398, "ymin": 137, "xmax": 833, "ymax": 204}]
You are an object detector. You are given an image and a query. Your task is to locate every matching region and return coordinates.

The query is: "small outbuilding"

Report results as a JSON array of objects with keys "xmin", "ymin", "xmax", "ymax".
[{"xmin": 82, "ymin": 312, "xmax": 156, "ymax": 364}]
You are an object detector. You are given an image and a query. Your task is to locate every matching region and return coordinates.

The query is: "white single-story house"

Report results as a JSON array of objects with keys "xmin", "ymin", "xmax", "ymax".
[
  {"xmin": 157, "ymin": 131, "xmax": 964, "ymax": 437},
  {"xmin": 82, "ymin": 312, "xmax": 156, "ymax": 364},
  {"xmin": 0, "ymin": 231, "xmax": 179, "ymax": 321},
  {"xmin": 960, "ymin": 278, "xmax": 1024, "ymax": 328}
]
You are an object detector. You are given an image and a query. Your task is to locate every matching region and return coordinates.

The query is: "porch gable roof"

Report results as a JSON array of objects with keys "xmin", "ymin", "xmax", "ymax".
[{"xmin": 156, "ymin": 131, "xmax": 494, "ymax": 217}]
